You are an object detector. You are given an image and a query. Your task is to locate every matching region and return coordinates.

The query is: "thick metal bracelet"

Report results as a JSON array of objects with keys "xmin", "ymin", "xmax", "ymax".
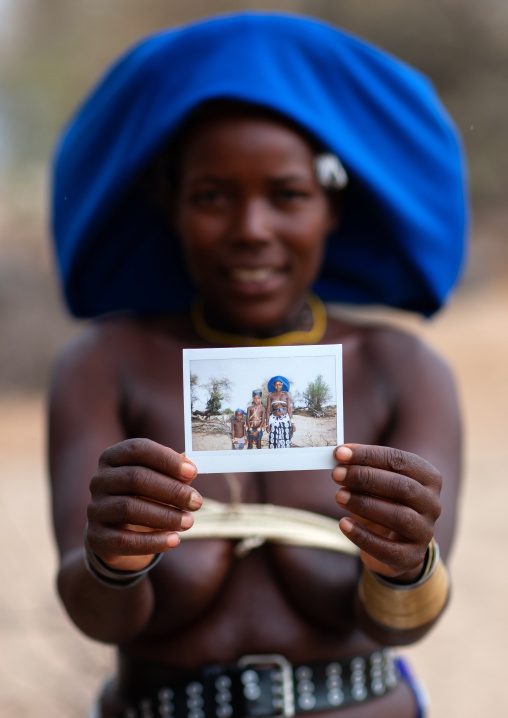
[
  {"xmin": 84, "ymin": 524, "xmax": 163, "ymax": 589},
  {"xmin": 358, "ymin": 538, "xmax": 450, "ymax": 630}
]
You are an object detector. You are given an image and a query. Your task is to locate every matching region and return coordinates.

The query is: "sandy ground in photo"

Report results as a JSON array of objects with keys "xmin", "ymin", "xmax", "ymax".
[
  {"xmin": 192, "ymin": 414, "xmax": 337, "ymax": 451},
  {"xmin": 1, "ymin": 278, "xmax": 507, "ymax": 717}
]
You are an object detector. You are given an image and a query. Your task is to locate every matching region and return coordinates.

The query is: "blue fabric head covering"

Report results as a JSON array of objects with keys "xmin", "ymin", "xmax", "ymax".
[
  {"xmin": 51, "ymin": 12, "xmax": 469, "ymax": 318},
  {"xmin": 235, "ymin": 409, "xmax": 246, "ymax": 415},
  {"xmin": 268, "ymin": 376, "xmax": 290, "ymax": 393}
]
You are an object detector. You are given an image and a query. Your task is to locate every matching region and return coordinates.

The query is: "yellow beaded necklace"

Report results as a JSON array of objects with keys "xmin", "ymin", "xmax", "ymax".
[{"xmin": 191, "ymin": 292, "xmax": 327, "ymax": 346}]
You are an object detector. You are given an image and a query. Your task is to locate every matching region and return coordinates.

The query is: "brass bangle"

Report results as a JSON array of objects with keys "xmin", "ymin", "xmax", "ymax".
[{"xmin": 358, "ymin": 538, "xmax": 450, "ymax": 630}]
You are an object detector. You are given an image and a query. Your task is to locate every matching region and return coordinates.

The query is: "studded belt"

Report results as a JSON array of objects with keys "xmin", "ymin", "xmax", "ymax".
[{"xmin": 115, "ymin": 649, "xmax": 399, "ymax": 718}]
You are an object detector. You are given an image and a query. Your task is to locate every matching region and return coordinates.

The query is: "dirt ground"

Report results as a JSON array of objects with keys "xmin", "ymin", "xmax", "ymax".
[
  {"xmin": 1, "ymin": 278, "xmax": 508, "ymax": 717},
  {"xmin": 192, "ymin": 414, "xmax": 337, "ymax": 451}
]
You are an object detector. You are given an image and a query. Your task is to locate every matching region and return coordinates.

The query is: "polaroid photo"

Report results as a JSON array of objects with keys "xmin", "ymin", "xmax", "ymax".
[{"xmin": 182, "ymin": 345, "xmax": 343, "ymax": 474}]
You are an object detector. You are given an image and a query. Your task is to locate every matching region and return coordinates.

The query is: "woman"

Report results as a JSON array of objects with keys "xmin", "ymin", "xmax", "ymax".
[
  {"xmin": 266, "ymin": 376, "xmax": 295, "ymax": 449},
  {"xmin": 49, "ymin": 13, "xmax": 467, "ymax": 718}
]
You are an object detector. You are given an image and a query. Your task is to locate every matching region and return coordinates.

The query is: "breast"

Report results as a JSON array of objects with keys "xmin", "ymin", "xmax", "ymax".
[
  {"xmin": 140, "ymin": 538, "xmax": 234, "ymax": 637},
  {"xmin": 148, "ymin": 528, "xmax": 361, "ymax": 638},
  {"xmin": 267, "ymin": 543, "xmax": 360, "ymax": 632},
  {"xmin": 132, "ymin": 538, "xmax": 365, "ymax": 667}
]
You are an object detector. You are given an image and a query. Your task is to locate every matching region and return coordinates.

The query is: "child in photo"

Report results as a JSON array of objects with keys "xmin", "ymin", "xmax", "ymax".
[
  {"xmin": 246, "ymin": 390, "xmax": 266, "ymax": 449},
  {"xmin": 231, "ymin": 409, "xmax": 247, "ymax": 450}
]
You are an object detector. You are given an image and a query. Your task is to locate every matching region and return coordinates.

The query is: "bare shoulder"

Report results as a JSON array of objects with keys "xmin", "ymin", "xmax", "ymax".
[
  {"xmin": 51, "ymin": 318, "xmax": 134, "ymax": 386},
  {"xmin": 53, "ymin": 314, "xmax": 189, "ymax": 375},
  {"xmin": 48, "ymin": 314, "xmax": 193, "ymax": 465},
  {"xmin": 328, "ymin": 315, "xmax": 454, "ymax": 386},
  {"xmin": 364, "ymin": 323, "xmax": 455, "ymax": 390}
]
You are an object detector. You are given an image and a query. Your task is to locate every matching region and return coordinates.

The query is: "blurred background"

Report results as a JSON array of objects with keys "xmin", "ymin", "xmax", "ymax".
[{"xmin": 0, "ymin": 1, "xmax": 507, "ymax": 716}]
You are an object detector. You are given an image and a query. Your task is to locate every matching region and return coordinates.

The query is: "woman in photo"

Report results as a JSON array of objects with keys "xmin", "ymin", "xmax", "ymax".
[
  {"xmin": 266, "ymin": 376, "xmax": 296, "ymax": 449},
  {"xmin": 49, "ymin": 13, "xmax": 467, "ymax": 718}
]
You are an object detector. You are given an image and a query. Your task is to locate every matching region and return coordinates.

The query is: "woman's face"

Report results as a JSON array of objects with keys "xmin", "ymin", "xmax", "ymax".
[
  {"xmin": 170, "ymin": 112, "xmax": 337, "ymax": 333},
  {"xmin": 274, "ymin": 381, "xmax": 283, "ymax": 392}
]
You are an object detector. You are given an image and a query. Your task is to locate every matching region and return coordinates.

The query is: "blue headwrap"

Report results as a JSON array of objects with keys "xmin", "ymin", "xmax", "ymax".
[
  {"xmin": 234, "ymin": 409, "xmax": 246, "ymax": 416},
  {"xmin": 51, "ymin": 12, "xmax": 469, "ymax": 318},
  {"xmin": 268, "ymin": 376, "xmax": 290, "ymax": 393}
]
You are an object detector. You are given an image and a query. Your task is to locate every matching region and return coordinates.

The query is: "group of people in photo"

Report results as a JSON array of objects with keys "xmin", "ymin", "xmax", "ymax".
[{"xmin": 231, "ymin": 375, "xmax": 296, "ymax": 450}]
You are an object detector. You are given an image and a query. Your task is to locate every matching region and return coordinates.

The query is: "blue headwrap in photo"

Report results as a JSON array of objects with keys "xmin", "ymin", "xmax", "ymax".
[
  {"xmin": 51, "ymin": 12, "xmax": 469, "ymax": 318},
  {"xmin": 268, "ymin": 376, "xmax": 291, "ymax": 393}
]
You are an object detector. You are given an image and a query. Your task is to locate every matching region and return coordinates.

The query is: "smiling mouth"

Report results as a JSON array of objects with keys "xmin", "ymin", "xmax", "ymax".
[{"xmin": 229, "ymin": 267, "xmax": 283, "ymax": 284}]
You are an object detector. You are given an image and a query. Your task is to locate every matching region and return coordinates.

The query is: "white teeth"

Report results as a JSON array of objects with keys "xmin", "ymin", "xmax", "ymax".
[{"xmin": 230, "ymin": 267, "xmax": 276, "ymax": 283}]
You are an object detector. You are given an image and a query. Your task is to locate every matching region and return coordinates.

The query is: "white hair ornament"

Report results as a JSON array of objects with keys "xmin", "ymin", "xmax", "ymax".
[{"xmin": 315, "ymin": 153, "xmax": 348, "ymax": 189}]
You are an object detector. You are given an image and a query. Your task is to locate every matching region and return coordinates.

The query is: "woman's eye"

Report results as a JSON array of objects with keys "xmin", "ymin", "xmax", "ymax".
[
  {"xmin": 275, "ymin": 188, "xmax": 309, "ymax": 203},
  {"xmin": 191, "ymin": 189, "xmax": 225, "ymax": 206}
]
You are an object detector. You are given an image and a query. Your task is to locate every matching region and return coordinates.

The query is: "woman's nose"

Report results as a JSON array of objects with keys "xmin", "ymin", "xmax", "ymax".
[{"xmin": 230, "ymin": 197, "xmax": 273, "ymax": 245}]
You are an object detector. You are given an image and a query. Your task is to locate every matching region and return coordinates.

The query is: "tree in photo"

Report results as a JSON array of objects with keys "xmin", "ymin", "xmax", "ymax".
[
  {"xmin": 302, "ymin": 374, "xmax": 332, "ymax": 415},
  {"xmin": 202, "ymin": 377, "xmax": 232, "ymax": 415},
  {"xmin": 190, "ymin": 373, "xmax": 199, "ymax": 412}
]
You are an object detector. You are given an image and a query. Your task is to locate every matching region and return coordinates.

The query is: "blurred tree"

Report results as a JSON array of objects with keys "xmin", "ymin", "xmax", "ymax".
[
  {"xmin": 302, "ymin": 374, "xmax": 332, "ymax": 414},
  {"xmin": 190, "ymin": 373, "xmax": 198, "ymax": 411},
  {"xmin": 202, "ymin": 377, "xmax": 231, "ymax": 415}
]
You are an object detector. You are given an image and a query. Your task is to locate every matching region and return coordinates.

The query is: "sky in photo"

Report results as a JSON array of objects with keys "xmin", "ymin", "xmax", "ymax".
[{"xmin": 190, "ymin": 353, "xmax": 338, "ymax": 412}]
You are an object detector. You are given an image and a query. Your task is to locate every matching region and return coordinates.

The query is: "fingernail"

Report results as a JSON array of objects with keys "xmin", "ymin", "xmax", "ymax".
[
  {"xmin": 167, "ymin": 533, "xmax": 181, "ymax": 548},
  {"xmin": 336, "ymin": 445, "xmax": 353, "ymax": 462},
  {"xmin": 181, "ymin": 461, "xmax": 196, "ymax": 480},
  {"xmin": 333, "ymin": 466, "xmax": 347, "ymax": 482},
  {"xmin": 339, "ymin": 517, "xmax": 353, "ymax": 534},
  {"xmin": 336, "ymin": 488, "xmax": 351, "ymax": 505},
  {"xmin": 180, "ymin": 512, "xmax": 194, "ymax": 529},
  {"xmin": 189, "ymin": 491, "xmax": 203, "ymax": 510}
]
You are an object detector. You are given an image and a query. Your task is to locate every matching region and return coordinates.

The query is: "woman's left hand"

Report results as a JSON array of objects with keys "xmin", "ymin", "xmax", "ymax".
[{"xmin": 332, "ymin": 443, "xmax": 442, "ymax": 581}]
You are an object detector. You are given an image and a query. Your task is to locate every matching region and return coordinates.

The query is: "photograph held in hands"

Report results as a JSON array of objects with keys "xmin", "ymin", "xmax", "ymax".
[{"xmin": 183, "ymin": 344, "xmax": 343, "ymax": 473}]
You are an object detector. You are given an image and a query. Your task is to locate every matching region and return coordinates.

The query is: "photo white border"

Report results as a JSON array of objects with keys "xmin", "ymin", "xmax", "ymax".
[{"xmin": 183, "ymin": 345, "xmax": 343, "ymax": 474}]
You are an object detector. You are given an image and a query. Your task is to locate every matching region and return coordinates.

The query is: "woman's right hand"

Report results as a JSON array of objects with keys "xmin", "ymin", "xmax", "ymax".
[{"xmin": 86, "ymin": 438, "xmax": 201, "ymax": 572}]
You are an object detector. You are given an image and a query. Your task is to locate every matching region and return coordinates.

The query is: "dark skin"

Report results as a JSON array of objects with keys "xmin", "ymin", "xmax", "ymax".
[
  {"xmin": 246, "ymin": 395, "xmax": 266, "ymax": 449},
  {"xmin": 267, "ymin": 381, "xmax": 296, "ymax": 439},
  {"xmin": 232, "ymin": 412, "xmax": 247, "ymax": 447},
  {"xmin": 49, "ymin": 113, "xmax": 461, "ymax": 718}
]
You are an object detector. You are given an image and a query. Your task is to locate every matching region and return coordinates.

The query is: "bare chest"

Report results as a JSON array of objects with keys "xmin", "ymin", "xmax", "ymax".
[
  {"xmin": 115, "ymin": 328, "xmax": 395, "ymax": 655},
  {"xmin": 119, "ymin": 334, "xmax": 392, "ymax": 506}
]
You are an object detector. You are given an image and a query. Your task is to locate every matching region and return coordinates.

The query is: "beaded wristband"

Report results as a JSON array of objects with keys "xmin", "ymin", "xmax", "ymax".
[
  {"xmin": 358, "ymin": 538, "xmax": 450, "ymax": 630},
  {"xmin": 84, "ymin": 524, "xmax": 163, "ymax": 589}
]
